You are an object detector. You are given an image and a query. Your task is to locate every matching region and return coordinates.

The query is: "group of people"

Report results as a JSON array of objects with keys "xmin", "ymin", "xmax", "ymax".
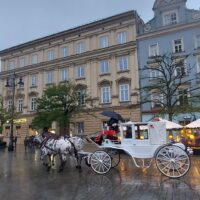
[{"xmin": 95, "ymin": 118, "xmax": 120, "ymax": 145}]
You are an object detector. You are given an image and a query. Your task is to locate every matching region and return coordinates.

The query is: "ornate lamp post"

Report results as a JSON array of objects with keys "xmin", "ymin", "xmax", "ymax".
[{"xmin": 5, "ymin": 72, "xmax": 24, "ymax": 151}]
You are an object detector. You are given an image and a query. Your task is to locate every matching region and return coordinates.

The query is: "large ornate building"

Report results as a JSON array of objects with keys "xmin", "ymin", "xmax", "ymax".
[
  {"xmin": 137, "ymin": 0, "xmax": 200, "ymax": 123},
  {"xmin": 0, "ymin": 11, "xmax": 143, "ymax": 143}
]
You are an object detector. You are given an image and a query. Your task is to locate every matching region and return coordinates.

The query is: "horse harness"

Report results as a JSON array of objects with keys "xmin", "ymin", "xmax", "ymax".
[{"xmin": 41, "ymin": 136, "xmax": 78, "ymax": 157}]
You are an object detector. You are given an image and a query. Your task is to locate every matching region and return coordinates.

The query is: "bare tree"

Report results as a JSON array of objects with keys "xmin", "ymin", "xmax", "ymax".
[
  {"xmin": 139, "ymin": 53, "xmax": 200, "ymax": 121},
  {"xmin": 0, "ymin": 96, "xmax": 9, "ymax": 133}
]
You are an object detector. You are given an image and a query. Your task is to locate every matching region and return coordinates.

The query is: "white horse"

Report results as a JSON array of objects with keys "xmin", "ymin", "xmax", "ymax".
[{"xmin": 34, "ymin": 134, "xmax": 84, "ymax": 172}]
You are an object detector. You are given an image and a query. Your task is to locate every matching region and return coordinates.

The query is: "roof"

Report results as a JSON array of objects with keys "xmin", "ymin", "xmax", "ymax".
[
  {"xmin": 0, "ymin": 10, "xmax": 140, "ymax": 56},
  {"xmin": 153, "ymin": 0, "xmax": 187, "ymax": 10}
]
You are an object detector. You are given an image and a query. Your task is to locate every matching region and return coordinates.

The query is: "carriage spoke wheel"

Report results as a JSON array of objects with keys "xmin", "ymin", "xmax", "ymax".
[
  {"xmin": 155, "ymin": 145, "xmax": 190, "ymax": 178},
  {"xmin": 105, "ymin": 149, "xmax": 120, "ymax": 168},
  {"xmin": 90, "ymin": 151, "xmax": 112, "ymax": 174}
]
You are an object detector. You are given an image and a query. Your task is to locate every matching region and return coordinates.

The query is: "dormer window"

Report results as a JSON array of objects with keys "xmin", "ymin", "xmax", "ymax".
[{"xmin": 163, "ymin": 10, "xmax": 178, "ymax": 26}]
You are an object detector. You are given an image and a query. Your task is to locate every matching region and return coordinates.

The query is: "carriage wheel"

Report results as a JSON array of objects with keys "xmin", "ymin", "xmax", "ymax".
[
  {"xmin": 105, "ymin": 149, "xmax": 120, "ymax": 168},
  {"xmin": 155, "ymin": 145, "xmax": 190, "ymax": 178},
  {"xmin": 90, "ymin": 151, "xmax": 112, "ymax": 174}
]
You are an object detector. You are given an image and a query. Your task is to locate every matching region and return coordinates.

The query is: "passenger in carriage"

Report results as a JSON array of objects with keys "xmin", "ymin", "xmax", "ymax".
[
  {"xmin": 125, "ymin": 126, "xmax": 132, "ymax": 138},
  {"xmin": 106, "ymin": 126, "xmax": 116, "ymax": 140}
]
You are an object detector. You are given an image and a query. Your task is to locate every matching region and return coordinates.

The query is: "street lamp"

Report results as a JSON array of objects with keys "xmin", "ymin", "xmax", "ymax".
[{"xmin": 5, "ymin": 72, "xmax": 24, "ymax": 151}]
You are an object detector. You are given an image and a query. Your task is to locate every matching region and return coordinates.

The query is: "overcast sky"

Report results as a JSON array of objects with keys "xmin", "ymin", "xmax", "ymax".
[{"xmin": 0, "ymin": 0, "xmax": 199, "ymax": 51}]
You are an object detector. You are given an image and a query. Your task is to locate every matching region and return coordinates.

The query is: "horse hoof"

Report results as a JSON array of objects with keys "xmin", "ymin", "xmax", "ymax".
[
  {"xmin": 47, "ymin": 166, "xmax": 51, "ymax": 172},
  {"xmin": 58, "ymin": 168, "xmax": 63, "ymax": 173}
]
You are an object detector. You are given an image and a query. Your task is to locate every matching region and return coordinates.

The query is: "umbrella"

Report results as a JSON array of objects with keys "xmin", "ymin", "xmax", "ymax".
[
  {"xmin": 185, "ymin": 119, "xmax": 200, "ymax": 128},
  {"xmin": 153, "ymin": 118, "xmax": 183, "ymax": 130},
  {"xmin": 101, "ymin": 111, "xmax": 124, "ymax": 121}
]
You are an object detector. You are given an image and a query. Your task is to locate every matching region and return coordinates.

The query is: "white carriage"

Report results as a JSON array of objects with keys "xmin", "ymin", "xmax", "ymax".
[{"xmin": 83, "ymin": 121, "xmax": 193, "ymax": 178}]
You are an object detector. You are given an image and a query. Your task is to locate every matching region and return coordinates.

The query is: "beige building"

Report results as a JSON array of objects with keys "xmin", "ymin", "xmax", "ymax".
[{"xmin": 0, "ymin": 11, "xmax": 143, "ymax": 143}]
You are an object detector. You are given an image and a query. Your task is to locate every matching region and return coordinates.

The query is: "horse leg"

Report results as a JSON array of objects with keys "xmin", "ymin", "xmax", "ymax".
[
  {"xmin": 58, "ymin": 154, "xmax": 66, "ymax": 172},
  {"xmin": 75, "ymin": 154, "xmax": 82, "ymax": 169},
  {"xmin": 40, "ymin": 149, "xmax": 50, "ymax": 170},
  {"xmin": 51, "ymin": 155, "xmax": 55, "ymax": 166},
  {"xmin": 46, "ymin": 155, "xmax": 51, "ymax": 171}
]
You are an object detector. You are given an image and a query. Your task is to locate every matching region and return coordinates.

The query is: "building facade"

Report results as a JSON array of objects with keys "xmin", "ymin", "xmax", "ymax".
[
  {"xmin": 137, "ymin": 0, "xmax": 200, "ymax": 123},
  {"xmin": 0, "ymin": 11, "xmax": 143, "ymax": 143}
]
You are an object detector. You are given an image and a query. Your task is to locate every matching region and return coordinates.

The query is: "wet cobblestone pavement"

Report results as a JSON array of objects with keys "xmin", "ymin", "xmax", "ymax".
[{"xmin": 0, "ymin": 145, "xmax": 200, "ymax": 200}]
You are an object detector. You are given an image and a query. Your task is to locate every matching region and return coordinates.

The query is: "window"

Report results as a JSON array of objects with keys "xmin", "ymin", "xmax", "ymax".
[
  {"xmin": 124, "ymin": 126, "xmax": 132, "ymax": 138},
  {"xmin": 173, "ymin": 39, "xmax": 184, "ymax": 53},
  {"xmin": 119, "ymin": 84, "xmax": 129, "ymax": 102},
  {"xmin": 76, "ymin": 66, "xmax": 85, "ymax": 78},
  {"xmin": 32, "ymin": 54, "xmax": 38, "ymax": 64},
  {"xmin": 30, "ymin": 97, "xmax": 37, "ymax": 111},
  {"xmin": 46, "ymin": 71, "xmax": 54, "ymax": 84},
  {"xmin": 100, "ymin": 60, "xmax": 109, "ymax": 74},
  {"xmin": 60, "ymin": 68, "xmax": 68, "ymax": 81},
  {"xmin": 195, "ymin": 35, "xmax": 200, "ymax": 49},
  {"xmin": 151, "ymin": 93, "xmax": 163, "ymax": 108},
  {"xmin": 60, "ymin": 47, "xmax": 68, "ymax": 58},
  {"xmin": 150, "ymin": 68, "xmax": 162, "ymax": 79},
  {"xmin": 47, "ymin": 50, "xmax": 54, "ymax": 61},
  {"xmin": 77, "ymin": 89, "xmax": 86, "ymax": 106},
  {"xmin": 101, "ymin": 86, "xmax": 111, "ymax": 103},
  {"xmin": 30, "ymin": 74, "xmax": 38, "ymax": 87},
  {"xmin": 178, "ymin": 89, "xmax": 189, "ymax": 106},
  {"xmin": 117, "ymin": 31, "xmax": 127, "ymax": 44},
  {"xmin": 99, "ymin": 36, "xmax": 109, "ymax": 48},
  {"xmin": 149, "ymin": 44, "xmax": 159, "ymax": 57},
  {"xmin": 19, "ymin": 58, "xmax": 25, "ymax": 67},
  {"xmin": 197, "ymin": 56, "xmax": 200, "ymax": 73},
  {"xmin": 7, "ymin": 100, "xmax": 12, "ymax": 111},
  {"xmin": 76, "ymin": 122, "xmax": 84, "ymax": 135},
  {"xmin": 76, "ymin": 42, "xmax": 85, "ymax": 54},
  {"xmin": 17, "ymin": 99, "xmax": 23, "ymax": 112},
  {"xmin": 118, "ymin": 56, "xmax": 128, "ymax": 71},
  {"xmin": 8, "ymin": 61, "xmax": 15, "ymax": 70},
  {"xmin": 163, "ymin": 10, "xmax": 178, "ymax": 26},
  {"xmin": 175, "ymin": 60, "xmax": 186, "ymax": 77}
]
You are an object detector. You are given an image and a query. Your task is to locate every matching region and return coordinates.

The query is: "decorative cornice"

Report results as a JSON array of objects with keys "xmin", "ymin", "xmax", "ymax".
[
  {"xmin": 98, "ymin": 79, "xmax": 112, "ymax": 86},
  {"xmin": 115, "ymin": 76, "xmax": 131, "ymax": 83},
  {"xmin": 153, "ymin": 0, "xmax": 186, "ymax": 11},
  {"xmin": 28, "ymin": 91, "xmax": 39, "ymax": 96},
  {"xmin": 0, "ymin": 41, "xmax": 136, "ymax": 78},
  {"xmin": 75, "ymin": 83, "xmax": 87, "ymax": 89},
  {"xmin": 138, "ymin": 20, "xmax": 200, "ymax": 40}
]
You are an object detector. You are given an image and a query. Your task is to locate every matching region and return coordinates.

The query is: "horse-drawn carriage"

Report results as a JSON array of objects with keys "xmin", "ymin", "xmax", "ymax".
[
  {"xmin": 81, "ymin": 121, "xmax": 193, "ymax": 178},
  {"xmin": 34, "ymin": 114, "xmax": 193, "ymax": 178}
]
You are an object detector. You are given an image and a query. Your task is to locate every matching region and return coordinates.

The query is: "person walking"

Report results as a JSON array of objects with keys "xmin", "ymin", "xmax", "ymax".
[{"xmin": 14, "ymin": 136, "xmax": 17, "ymax": 148}]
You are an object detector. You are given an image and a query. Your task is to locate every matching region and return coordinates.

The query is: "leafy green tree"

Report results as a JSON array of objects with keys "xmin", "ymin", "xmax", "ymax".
[
  {"xmin": 31, "ymin": 81, "xmax": 85, "ymax": 135},
  {"xmin": 139, "ymin": 53, "xmax": 200, "ymax": 121}
]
